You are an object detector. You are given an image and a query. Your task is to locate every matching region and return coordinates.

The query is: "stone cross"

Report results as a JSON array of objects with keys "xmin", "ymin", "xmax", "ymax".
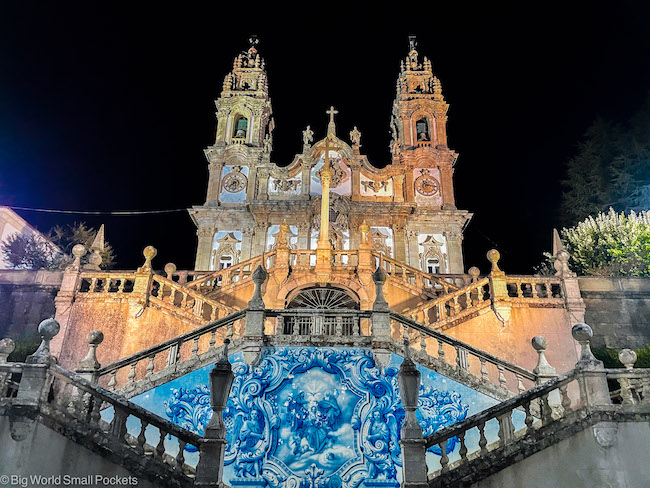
[{"xmin": 326, "ymin": 106, "xmax": 338, "ymax": 136}]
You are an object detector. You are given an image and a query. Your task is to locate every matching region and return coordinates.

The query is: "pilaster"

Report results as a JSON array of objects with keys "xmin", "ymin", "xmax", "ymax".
[{"xmin": 195, "ymin": 227, "xmax": 216, "ymax": 271}]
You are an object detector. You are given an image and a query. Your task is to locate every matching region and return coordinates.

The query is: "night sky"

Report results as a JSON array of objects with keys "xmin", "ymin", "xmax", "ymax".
[{"xmin": 1, "ymin": 3, "xmax": 649, "ymax": 273}]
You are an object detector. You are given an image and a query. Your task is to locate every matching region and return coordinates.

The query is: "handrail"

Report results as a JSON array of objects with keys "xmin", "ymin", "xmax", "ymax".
[
  {"xmin": 424, "ymin": 370, "xmax": 576, "ymax": 449},
  {"xmin": 390, "ymin": 311, "xmax": 536, "ymax": 381},
  {"xmin": 184, "ymin": 251, "xmax": 276, "ymax": 291},
  {"xmin": 372, "ymin": 251, "xmax": 460, "ymax": 292},
  {"xmin": 50, "ymin": 364, "xmax": 201, "ymax": 447},
  {"xmin": 97, "ymin": 309, "xmax": 246, "ymax": 377}
]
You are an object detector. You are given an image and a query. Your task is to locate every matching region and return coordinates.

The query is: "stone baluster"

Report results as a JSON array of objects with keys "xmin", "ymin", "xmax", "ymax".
[
  {"xmin": 196, "ymin": 340, "xmax": 234, "ymax": 487},
  {"xmin": 17, "ymin": 319, "xmax": 60, "ymax": 407},
  {"xmin": 164, "ymin": 262, "xmax": 177, "ymax": 281},
  {"xmin": 52, "ymin": 244, "xmax": 86, "ymax": 358},
  {"xmin": 532, "ymin": 336, "xmax": 556, "ymax": 386},
  {"xmin": 398, "ymin": 339, "xmax": 428, "ymax": 488},
  {"xmin": 76, "ymin": 330, "xmax": 104, "ymax": 384},
  {"xmin": 572, "ymin": 323, "xmax": 611, "ymax": 406}
]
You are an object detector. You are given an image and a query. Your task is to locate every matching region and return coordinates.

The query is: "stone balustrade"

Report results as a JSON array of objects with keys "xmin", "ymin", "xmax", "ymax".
[
  {"xmin": 372, "ymin": 251, "xmax": 460, "ymax": 295},
  {"xmin": 184, "ymin": 252, "xmax": 275, "ymax": 294},
  {"xmin": 505, "ymin": 275, "xmax": 564, "ymax": 302},
  {"xmin": 47, "ymin": 364, "xmax": 201, "ymax": 473},
  {"xmin": 406, "ymin": 277, "xmax": 492, "ymax": 330},
  {"xmin": 96, "ymin": 310, "xmax": 246, "ymax": 395},
  {"xmin": 150, "ymin": 274, "xmax": 236, "ymax": 323},
  {"xmin": 426, "ymin": 370, "xmax": 579, "ymax": 478},
  {"xmin": 77, "ymin": 271, "xmax": 138, "ymax": 294},
  {"xmin": 390, "ymin": 312, "xmax": 536, "ymax": 397},
  {"xmin": 266, "ymin": 309, "xmax": 372, "ymax": 343}
]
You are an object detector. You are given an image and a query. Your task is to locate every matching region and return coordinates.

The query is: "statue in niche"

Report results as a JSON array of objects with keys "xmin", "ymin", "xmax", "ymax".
[{"xmin": 234, "ymin": 408, "xmax": 266, "ymax": 478}]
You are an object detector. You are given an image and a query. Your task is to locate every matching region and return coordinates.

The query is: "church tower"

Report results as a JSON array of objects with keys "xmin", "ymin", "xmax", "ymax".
[
  {"xmin": 190, "ymin": 37, "xmax": 274, "ymax": 270},
  {"xmin": 390, "ymin": 36, "xmax": 457, "ymax": 210}
]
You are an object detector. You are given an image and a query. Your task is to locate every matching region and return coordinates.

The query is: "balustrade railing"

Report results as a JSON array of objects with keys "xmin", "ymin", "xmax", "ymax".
[
  {"xmin": 391, "ymin": 312, "xmax": 536, "ymax": 396},
  {"xmin": 46, "ymin": 364, "xmax": 201, "ymax": 473},
  {"xmin": 267, "ymin": 309, "xmax": 372, "ymax": 339},
  {"xmin": 0, "ymin": 363, "xmax": 24, "ymax": 401},
  {"xmin": 372, "ymin": 252, "xmax": 459, "ymax": 295},
  {"xmin": 97, "ymin": 310, "xmax": 246, "ymax": 393},
  {"xmin": 150, "ymin": 274, "xmax": 236, "ymax": 323},
  {"xmin": 77, "ymin": 272, "xmax": 137, "ymax": 294},
  {"xmin": 607, "ymin": 369, "xmax": 650, "ymax": 405},
  {"xmin": 184, "ymin": 252, "xmax": 276, "ymax": 294},
  {"xmin": 505, "ymin": 275, "xmax": 564, "ymax": 302},
  {"xmin": 425, "ymin": 371, "xmax": 578, "ymax": 477},
  {"xmin": 405, "ymin": 277, "xmax": 492, "ymax": 329}
]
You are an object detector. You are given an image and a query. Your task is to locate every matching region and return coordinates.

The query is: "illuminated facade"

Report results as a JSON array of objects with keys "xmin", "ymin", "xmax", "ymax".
[{"xmin": 189, "ymin": 38, "xmax": 471, "ymax": 277}]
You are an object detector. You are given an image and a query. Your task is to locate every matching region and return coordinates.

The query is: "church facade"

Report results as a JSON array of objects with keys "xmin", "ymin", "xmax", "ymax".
[{"xmin": 189, "ymin": 38, "xmax": 470, "ymax": 279}]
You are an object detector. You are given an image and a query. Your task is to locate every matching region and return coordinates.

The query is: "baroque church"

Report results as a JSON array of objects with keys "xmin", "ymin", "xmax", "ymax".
[
  {"xmin": 189, "ymin": 36, "xmax": 469, "ymax": 279},
  {"xmin": 1, "ymin": 37, "xmax": 649, "ymax": 488}
]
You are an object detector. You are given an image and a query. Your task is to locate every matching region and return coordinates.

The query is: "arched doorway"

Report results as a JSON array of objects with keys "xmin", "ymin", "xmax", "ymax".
[{"xmin": 283, "ymin": 286, "xmax": 360, "ymax": 335}]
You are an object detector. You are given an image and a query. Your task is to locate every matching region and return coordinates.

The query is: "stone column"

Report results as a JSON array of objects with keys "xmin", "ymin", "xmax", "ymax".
[
  {"xmin": 195, "ymin": 227, "xmax": 215, "ymax": 271},
  {"xmin": 404, "ymin": 168, "xmax": 415, "ymax": 202},
  {"xmin": 243, "ymin": 266, "xmax": 267, "ymax": 365},
  {"xmin": 406, "ymin": 230, "xmax": 420, "ymax": 269},
  {"xmin": 393, "ymin": 174, "xmax": 405, "ymax": 202},
  {"xmin": 297, "ymin": 222, "xmax": 310, "ymax": 251},
  {"xmin": 51, "ymin": 244, "xmax": 85, "ymax": 359},
  {"xmin": 440, "ymin": 163, "xmax": 456, "ymax": 210},
  {"xmin": 392, "ymin": 221, "xmax": 406, "ymax": 263},
  {"xmin": 252, "ymin": 221, "xmax": 268, "ymax": 256},
  {"xmin": 205, "ymin": 161, "xmax": 223, "ymax": 204},
  {"xmin": 444, "ymin": 230, "xmax": 464, "ymax": 274},
  {"xmin": 255, "ymin": 167, "xmax": 270, "ymax": 201},
  {"xmin": 241, "ymin": 227, "xmax": 254, "ymax": 262}
]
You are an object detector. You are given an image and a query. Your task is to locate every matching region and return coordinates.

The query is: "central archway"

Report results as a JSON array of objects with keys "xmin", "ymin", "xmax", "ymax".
[{"xmin": 286, "ymin": 285, "xmax": 359, "ymax": 310}]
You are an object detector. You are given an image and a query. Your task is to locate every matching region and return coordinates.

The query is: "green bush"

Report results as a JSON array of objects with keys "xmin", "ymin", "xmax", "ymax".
[{"xmin": 593, "ymin": 343, "xmax": 650, "ymax": 369}]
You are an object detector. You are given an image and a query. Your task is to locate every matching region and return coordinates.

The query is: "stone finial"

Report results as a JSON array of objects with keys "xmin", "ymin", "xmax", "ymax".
[
  {"xmin": 532, "ymin": 336, "xmax": 556, "ymax": 378},
  {"xmin": 77, "ymin": 330, "xmax": 104, "ymax": 372},
  {"xmin": 248, "ymin": 265, "xmax": 267, "ymax": 310},
  {"xmin": 164, "ymin": 262, "xmax": 177, "ymax": 279},
  {"xmin": 0, "ymin": 338, "xmax": 16, "ymax": 362},
  {"xmin": 68, "ymin": 244, "xmax": 86, "ymax": 271},
  {"xmin": 468, "ymin": 266, "xmax": 480, "ymax": 283},
  {"xmin": 84, "ymin": 249, "xmax": 103, "ymax": 271},
  {"xmin": 554, "ymin": 249, "xmax": 576, "ymax": 278},
  {"xmin": 487, "ymin": 249, "xmax": 503, "ymax": 275},
  {"xmin": 138, "ymin": 246, "xmax": 157, "ymax": 272},
  {"xmin": 372, "ymin": 266, "xmax": 389, "ymax": 311},
  {"xmin": 618, "ymin": 349, "xmax": 637, "ymax": 370},
  {"xmin": 26, "ymin": 318, "xmax": 60, "ymax": 364},
  {"xmin": 350, "ymin": 126, "xmax": 361, "ymax": 146},
  {"xmin": 572, "ymin": 323, "xmax": 603, "ymax": 367}
]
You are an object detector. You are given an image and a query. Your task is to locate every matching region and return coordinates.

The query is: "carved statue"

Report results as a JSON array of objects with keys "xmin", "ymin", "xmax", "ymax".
[
  {"xmin": 302, "ymin": 125, "xmax": 314, "ymax": 146},
  {"xmin": 350, "ymin": 126, "xmax": 361, "ymax": 146},
  {"xmin": 234, "ymin": 408, "xmax": 266, "ymax": 478}
]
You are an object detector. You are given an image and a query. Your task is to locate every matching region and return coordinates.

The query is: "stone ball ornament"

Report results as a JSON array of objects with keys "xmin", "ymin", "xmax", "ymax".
[
  {"xmin": 39, "ymin": 317, "xmax": 61, "ymax": 340},
  {"xmin": 143, "ymin": 245, "xmax": 158, "ymax": 261},
  {"xmin": 531, "ymin": 335, "xmax": 548, "ymax": 351},
  {"xmin": 72, "ymin": 244, "xmax": 86, "ymax": 258},
  {"xmin": 164, "ymin": 262, "xmax": 177, "ymax": 276},
  {"xmin": 468, "ymin": 266, "xmax": 480, "ymax": 281},
  {"xmin": 571, "ymin": 323, "xmax": 593, "ymax": 343},
  {"xmin": 618, "ymin": 349, "xmax": 637, "ymax": 369},
  {"xmin": 87, "ymin": 330, "xmax": 104, "ymax": 346}
]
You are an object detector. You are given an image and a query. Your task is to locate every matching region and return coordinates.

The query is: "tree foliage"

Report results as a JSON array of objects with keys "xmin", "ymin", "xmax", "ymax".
[
  {"xmin": 1, "ymin": 233, "xmax": 61, "ymax": 269},
  {"xmin": 1, "ymin": 222, "xmax": 116, "ymax": 270},
  {"xmin": 539, "ymin": 209, "xmax": 650, "ymax": 277},
  {"xmin": 561, "ymin": 93, "xmax": 650, "ymax": 226}
]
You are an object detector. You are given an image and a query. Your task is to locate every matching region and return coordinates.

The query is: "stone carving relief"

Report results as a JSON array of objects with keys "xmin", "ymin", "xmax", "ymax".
[{"xmin": 269, "ymin": 178, "xmax": 300, "ymax": 194}]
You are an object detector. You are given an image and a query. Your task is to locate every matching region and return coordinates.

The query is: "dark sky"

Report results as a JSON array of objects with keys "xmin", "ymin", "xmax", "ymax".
[{"xmin": 1, "ymin": 2, "xmax": 649, "ymax": 273}]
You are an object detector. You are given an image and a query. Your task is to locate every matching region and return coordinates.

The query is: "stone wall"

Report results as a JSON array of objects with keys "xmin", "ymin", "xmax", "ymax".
[
  {"xmin": 0, "ymin": 419, "xmax": 158, "ymax": 488},
  {"xmin": 579, "ymin": 277, "xmax": 650, "ymax": 349},
  {"xmin": 470, "ymin": 421, "xmax": 650, "ymax": 488},
  {"xmin": 0, "ymin": 270, "xmax": 62, "ymax": 340}
]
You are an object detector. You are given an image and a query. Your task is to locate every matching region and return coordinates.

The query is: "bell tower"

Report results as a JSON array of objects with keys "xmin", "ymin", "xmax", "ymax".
[
  {"xmin": 203, "ymin": 36, "xmax": 274, "ymax": 205},
  {"xmin": 390, "ymin": 36, "xmax": 457, "ymax": 209}
]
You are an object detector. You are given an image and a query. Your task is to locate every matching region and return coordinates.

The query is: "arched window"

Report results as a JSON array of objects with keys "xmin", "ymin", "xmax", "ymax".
[
  {"xmin": 416, "ymin": 118, "xmax": 430, "ymax": 141},
  {"xmin": 233, "ymin": 116, "xmax": 248, "ymax": 139}
]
